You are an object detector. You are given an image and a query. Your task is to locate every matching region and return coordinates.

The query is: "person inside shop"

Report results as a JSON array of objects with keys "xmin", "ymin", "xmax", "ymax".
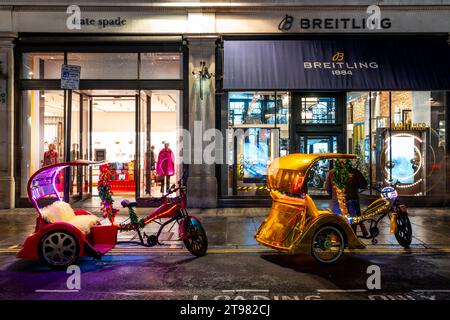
[
  {"xmin": 156, "ymin": 141, "xmax": 175, "ymax": 194},
  {"xmin": 42, "ymin": 143, "xmax": 64, "ymax": 192},
  {"xmin": 42, "ymin": 143, "xmax": 59, "ymax": 167},
  {"xmin": 150, "ymin": 145, "xmax": 156, "ymax": 170},
  {"xmin": 324, "ymin": 159, "xmax": 368, "ymax": 233},
  {"xmin": 145, "ymin": 145, "xmax": 157, "ymax": 194}
]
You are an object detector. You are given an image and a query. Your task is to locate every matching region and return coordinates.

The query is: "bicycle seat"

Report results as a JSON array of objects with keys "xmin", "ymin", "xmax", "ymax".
[{"xmin": 121, "ymin": 199, "xmax": 137, "ymax": 209}]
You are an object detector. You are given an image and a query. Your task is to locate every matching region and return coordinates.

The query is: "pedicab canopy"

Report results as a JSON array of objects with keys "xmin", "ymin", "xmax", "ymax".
[
  {"xmin": 267, "ymin": 153, "xmax": 356, "ymax": 197},
  {"xmin": 28, "ymin": 160, "xmax": 103, "ymax": 213}
]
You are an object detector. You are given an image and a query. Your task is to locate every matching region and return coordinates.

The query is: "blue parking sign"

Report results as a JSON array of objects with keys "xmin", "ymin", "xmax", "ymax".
[{"xmin": 61, "ymin": 64, "xmax": 81, "ymax": 90}]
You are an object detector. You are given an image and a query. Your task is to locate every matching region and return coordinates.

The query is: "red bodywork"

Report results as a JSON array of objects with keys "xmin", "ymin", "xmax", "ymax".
[{"xmin": 17, "ymin": 161, "xmax": 118, "ymax": 261}]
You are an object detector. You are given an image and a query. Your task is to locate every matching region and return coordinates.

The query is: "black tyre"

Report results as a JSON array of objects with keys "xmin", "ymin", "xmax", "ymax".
[
  {"xmin": 395, "ymin": 215, "xmax": 412, "ymax": 248},
  {"xmin": 39, "ymin": 230, "xmax": 79, "ymax": 269},
  {"xmin": 183, "ymin": 217, "xmax": 208, "ymax": 257},
  {"xmin": 311, "ymin": 225, "xmax": 345, "ymax": 264}
]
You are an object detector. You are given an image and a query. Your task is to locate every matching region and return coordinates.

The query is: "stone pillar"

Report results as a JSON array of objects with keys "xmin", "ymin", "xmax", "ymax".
[
  {"xmin": 186, "ymin": 38, "xmax": 217, "ymax": 208},
  {"xmin": 0, "ymin": 33, "xmax": 16, "ymax": 209}
]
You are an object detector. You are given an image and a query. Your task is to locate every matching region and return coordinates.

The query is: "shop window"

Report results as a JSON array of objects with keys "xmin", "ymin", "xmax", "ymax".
[
  {"xmin": 20, "ymin": 90, "xmax": 65, "ymax": 197},
  {"xmin": 347, "ymin": 91, "xmax": 447, "ymax": 198},
  {"xmin": 301, "ymin": 97, "xmax": 336, "ymax": 124},
  {"xmin": 298, "ymin": 135, "xmax": 338, "ymax": 195},
  {"xmin": 346, "ymin": 92, "xmax": 371, "ymax": 187},
  {"xmin": 22, "ymin": 53, "xmax": 64, "ymax": 79},
  {"xmin": 140, "ymin": 53, "xmax": 182, "ymax": 79},
  {"xmin": 68, "ymin": 53, "xmax": 138, "ymax": 79},
  {"xmin": 226, "ymin": 91, "xmax": 289, "ymax": 196},
  {"xmin": 139, "ymin": 90, "xmax": 181, "ymax": 198},
  {"xmin": 228, "ymin": 92, "xmax": 276, "ymax": 126}
]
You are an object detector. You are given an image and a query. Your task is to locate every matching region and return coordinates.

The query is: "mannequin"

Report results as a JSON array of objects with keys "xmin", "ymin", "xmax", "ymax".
[
  {"xmin": 156, "ymin": 141, "xmax": 175, "ymax": 194},
  {"xmin": 42, "ymin": 143, "xmax": 59, "ymax": 167}
]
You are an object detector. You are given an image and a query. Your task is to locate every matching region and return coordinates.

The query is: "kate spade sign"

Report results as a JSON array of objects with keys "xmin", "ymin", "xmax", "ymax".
[{"xmin": 66, "ymin": 5, "xmax": 127, "ymax": 30}]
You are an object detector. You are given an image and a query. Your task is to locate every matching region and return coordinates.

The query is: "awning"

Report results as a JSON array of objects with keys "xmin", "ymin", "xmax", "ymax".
[{"xmin": 223, "ymin": 38, "xmax": 450, "ymax": 91}]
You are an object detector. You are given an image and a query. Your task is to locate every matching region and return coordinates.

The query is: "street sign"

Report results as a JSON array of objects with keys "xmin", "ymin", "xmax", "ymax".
[{"xmin": 60, "ymin": 64, "xmax": 81, "ymax": 90}]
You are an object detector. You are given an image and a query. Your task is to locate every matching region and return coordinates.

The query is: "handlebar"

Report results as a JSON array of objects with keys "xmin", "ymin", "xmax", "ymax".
[{"xmin": 160, "ymin": 172, "xmax": 188, "ymax": 198}]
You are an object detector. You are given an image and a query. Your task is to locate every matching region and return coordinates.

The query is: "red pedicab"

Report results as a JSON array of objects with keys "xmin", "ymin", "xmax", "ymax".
[{"xmin": 17, "ymin": 160, "xmax": 207, "ymax": 268}]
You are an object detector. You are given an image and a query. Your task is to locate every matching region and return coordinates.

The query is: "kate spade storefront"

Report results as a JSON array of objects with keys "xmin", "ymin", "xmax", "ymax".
[{"xmin": 217, "ymin": 36, "xmax": 450, "ymax": 206}]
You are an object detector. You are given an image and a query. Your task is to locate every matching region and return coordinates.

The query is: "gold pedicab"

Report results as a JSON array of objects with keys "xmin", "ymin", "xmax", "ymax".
[{"xmin": 255, "ymin": 153, "xmax": 412, "ymax": 264}]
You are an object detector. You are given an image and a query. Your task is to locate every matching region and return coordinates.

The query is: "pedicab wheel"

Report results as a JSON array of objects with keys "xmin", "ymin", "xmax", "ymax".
[
  {"xmin": 395, "ymin": 215, "xmax": 412, "ymax": 248},
  {"xmin": 183, "ymin": 218, "xmax": 208, "ymax": 257},
  {"xmin": 311, "ymin": 225, "xmax": 345, "ymax": 264},
  {"xmin": 39, "ymin": 231, "xmax": 79, "ymax": 269}
]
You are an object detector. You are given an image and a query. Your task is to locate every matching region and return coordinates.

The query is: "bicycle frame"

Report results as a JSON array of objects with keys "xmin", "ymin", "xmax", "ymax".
[{"xmin": 117, "ymin": 180, "xmax": 190, "ymax": 247}]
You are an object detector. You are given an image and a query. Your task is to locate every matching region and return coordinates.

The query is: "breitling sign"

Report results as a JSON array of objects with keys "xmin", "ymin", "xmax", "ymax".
[{"xmin": 278, "ymin": 5, "xmax": 392, "ymax": 32}]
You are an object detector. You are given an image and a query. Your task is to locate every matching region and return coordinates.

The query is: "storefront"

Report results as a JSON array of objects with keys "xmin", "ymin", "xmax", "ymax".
[
  {"xmin": 15, "ymin": 36, "xmax": 188, "ymax": 206},
  {"xmin": 217, "ymin": 37, "xmax": 450, "ymax": 206},
  {"xmin": 0, "ymin": 2, "xmax": 449, "ymax": 209}
]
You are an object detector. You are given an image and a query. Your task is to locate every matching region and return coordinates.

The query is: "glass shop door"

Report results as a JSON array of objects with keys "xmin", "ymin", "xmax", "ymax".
[{"xmin": 297, "ymin": 135, "xmax": 338, "ymax": 195}]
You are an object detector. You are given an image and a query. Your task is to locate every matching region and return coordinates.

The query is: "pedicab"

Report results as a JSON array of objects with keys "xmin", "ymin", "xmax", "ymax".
[
  {"xmin": 255, "ymin": 153, "xmax": 412, "ymax": 264},
  {"xmin": 17, "ymin": 160, "xmax": 207, "ymax": 268}
]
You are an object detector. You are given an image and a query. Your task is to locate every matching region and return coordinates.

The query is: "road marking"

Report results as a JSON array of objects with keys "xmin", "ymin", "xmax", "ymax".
[
  {"xmin": 115, "ymin": 289, "xmax": 174, "ymax": 295},
  {"xmin": 317, "ymin": 289, "xmax": 367, "ymax": 293},
  {"xmin": 35, "ymin": 289, "xmax": 79, "ymax": 293},
  {"xmin": 412, "ymin": 289, "xmax": 450, "ymax": 293},
  {"xmin": 125, "ymin": 289, "xmax": 174, "ymax": 293},
  {"xmin": 222, "ymin": 289, "xmax": 270, "ymax": 293}
]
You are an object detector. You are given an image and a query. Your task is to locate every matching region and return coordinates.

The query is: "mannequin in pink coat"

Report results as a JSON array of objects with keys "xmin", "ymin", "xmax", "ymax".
[{"xmin": 156, "ymin": 141, "xmax": 175, "ymax": 194}]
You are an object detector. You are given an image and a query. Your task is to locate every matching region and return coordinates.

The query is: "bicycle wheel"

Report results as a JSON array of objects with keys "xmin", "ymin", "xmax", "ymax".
[
  {"xmin": 395, "ymin": 215, "xmax": 412, "ymax": 248},
  {"xmin": 183, "ymin": 217, "xmax": 208, "ymax": 257}
]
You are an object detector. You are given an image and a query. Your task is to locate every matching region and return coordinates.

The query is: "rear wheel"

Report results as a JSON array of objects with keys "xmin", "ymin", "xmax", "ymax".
[
  {"xmin": 183, "ymin": 218, "xmax": 208, "ymax": 257},
  {"xmin": 311, "ymin": 225, "xmax": 345, "ymax": 264},
  {"xmin": 39, "ymin": 231, "xmax": 79, "ymax": 268},
  {"xmin": 395, "ymin": 215, "xmax": 412, "ymax": 248}
]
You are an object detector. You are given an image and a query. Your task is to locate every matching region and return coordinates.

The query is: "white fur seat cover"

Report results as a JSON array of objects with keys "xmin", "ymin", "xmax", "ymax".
[{"xmin": 41, "ymin": 201, "xmax": 99, "ymax": 234}]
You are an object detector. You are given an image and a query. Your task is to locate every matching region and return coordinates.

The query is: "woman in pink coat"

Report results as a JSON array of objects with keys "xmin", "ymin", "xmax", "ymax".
[{"xmin": 157, "ymin": 141, "xmax": 175, "ymax": 194}]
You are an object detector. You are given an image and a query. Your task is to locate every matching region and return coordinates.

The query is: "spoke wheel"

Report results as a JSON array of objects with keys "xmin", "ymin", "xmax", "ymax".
[
  {"xmin": 39, "ymin": 231, "xmax": 79, "ymax": 268},
  {"xmin": 395, "ymin": 215, "xmax": 412, "ymax": 248},
  {"xmin": 311, "ymin": 225, "xmax": 345, "ymax": 264},
  {"xmin": 183, "ymin": 218, "xmax": 208, "ymax": 257}
]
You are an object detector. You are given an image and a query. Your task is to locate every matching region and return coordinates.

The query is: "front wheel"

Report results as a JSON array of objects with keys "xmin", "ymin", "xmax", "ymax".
[
  {"xmin": 395, "ymin": 214, "xmax": 412, "ymax": 248},
  {"xmin": 311, "ymin": 225, "xmax": 345, "ymax": 264},
  {"xmin": 183, "ymin": 217, "xmax": 208, "ymax": 257}
]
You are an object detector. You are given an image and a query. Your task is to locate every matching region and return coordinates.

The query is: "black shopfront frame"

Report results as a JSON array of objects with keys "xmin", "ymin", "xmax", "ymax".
[
  {"xmin": 216, "ymin": 34, "xmax": 450, "ymax": 207},
  {"xmin": 14, "ymin": 33, "xmax": 189, "ymax": 207}
]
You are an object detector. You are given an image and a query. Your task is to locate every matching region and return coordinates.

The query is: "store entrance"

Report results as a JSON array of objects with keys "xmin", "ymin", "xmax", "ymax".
[
  {"xmin": 73, "ymin": 89, "xmax": 180, "ymax": 203},
  {"xmin": 291, "ymin": 92, "xmax": 345, "ymax": 195}
]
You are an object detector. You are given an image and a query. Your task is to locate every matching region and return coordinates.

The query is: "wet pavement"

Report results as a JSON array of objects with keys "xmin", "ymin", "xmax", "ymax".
[
  {"xmin": 1, "ymin": 202, "xmax": 450, "ymax": 250},
  {"xmin": 0, "ymin": 203, "xmax": 449, "ymax": 300}
]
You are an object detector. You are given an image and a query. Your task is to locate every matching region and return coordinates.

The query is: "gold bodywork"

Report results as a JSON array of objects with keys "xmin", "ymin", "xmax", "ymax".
[{"xmin": 255, "ymin": 153, "xmax": 366, "ymax": 254}]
